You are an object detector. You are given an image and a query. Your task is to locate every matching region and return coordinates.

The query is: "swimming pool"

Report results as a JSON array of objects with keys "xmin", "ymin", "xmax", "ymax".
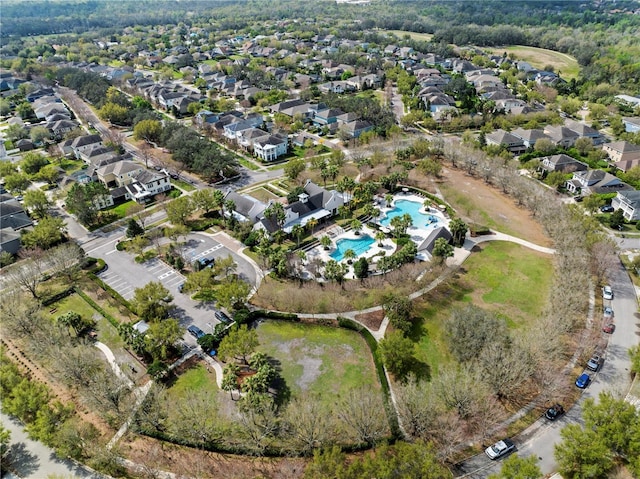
[
  {"xmin": 379, "ymin": 199, "xmax": 439, "ymax": 228},
  {"xmin": 330, "ymin": 234, "xmax": 375, "ymax": 261}
]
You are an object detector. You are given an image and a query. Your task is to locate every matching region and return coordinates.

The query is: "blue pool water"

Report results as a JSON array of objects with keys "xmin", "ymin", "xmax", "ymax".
[
  {"xmin": 330, "ymin": 234, "xmax": 375, "ymax": 261},
  {"xmin": 379, "ymin": 199, "xmax": 439, "ymax": 228}
]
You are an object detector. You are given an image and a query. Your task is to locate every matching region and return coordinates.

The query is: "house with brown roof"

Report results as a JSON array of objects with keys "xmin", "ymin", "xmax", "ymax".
[{"xmin": 602, "ymin": 141, "xmax": 640, "ymax": 163}]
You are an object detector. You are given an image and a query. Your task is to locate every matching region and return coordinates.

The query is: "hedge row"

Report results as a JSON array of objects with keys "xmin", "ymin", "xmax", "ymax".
[
  {"xmin": 88, "ymin": 272, "xmax": 134, "ymax": 312},
  {"xmin": 336, "ymin": 316, "xmax": 400, "ymax": 438},
  {"xmin": 41, "ymin": 286, "xmax": 75, "ymax": 307},
  {"xmin": 74, "ymin": 287, "xmax": 120, "ymax": 329}
]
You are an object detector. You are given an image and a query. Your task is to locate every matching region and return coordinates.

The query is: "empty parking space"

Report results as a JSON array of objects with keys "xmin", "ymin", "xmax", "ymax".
[{"xmin": 98, "ymin": 258, "xmax": 186, "ymax": 299}]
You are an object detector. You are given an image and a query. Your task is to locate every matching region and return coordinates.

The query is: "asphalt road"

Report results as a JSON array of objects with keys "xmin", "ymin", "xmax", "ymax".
[{"xmin": 457, "ymin": 257, "xmax": 638, "ymax": 477}]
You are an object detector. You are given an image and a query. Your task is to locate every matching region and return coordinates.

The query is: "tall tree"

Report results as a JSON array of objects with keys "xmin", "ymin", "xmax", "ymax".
[
  {"xmin": 131, "ymin": 281, "xmax": 173, "ymax": 322},
  {"xmin": 379, "ymin": 331, "xmax": 416, "ymax": 381},
  {"xmin": 218, "ymin": 324, "xmax": 259, "ymax": 365}
]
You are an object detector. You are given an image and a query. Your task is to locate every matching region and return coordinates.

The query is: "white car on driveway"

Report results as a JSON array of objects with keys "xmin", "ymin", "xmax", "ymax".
[
  {"xmin": 602, "ymin": 285, "xmax": 613, "ymax": 300},
  {"xmin": 485, "ymin": 439, "xmax": 516, "ymax": 459}
]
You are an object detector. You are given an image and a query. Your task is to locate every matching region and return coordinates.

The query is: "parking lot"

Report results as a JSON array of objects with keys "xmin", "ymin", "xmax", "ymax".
[{"xmin": 98, "ymin": 257, "xmax": 185, "ymax": 300}]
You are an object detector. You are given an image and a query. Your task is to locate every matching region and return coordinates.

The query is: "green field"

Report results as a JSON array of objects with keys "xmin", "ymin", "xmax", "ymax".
[
  {"xmin": 382, "ymin": 30, "xmax": 434, "ymax": 42},
  {"xmin": 167, "ymin": 363, "xmax": 218, "ymax": 399},
  {"xmin": 413, "ymin": 241, "xmax": 554, "ymax": 374},
  {"xmin": 486, "ymin": 45, "xmax": 580, "ymax": 79},
  {"xmin": 256, "ymin": 320, "xmax": 380, "ymax": 403}
]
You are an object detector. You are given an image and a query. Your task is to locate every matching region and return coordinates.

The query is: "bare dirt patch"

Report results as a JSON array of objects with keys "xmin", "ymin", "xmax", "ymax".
[
  {"xmin": 411, "ymin": 166, "xmax": 552, "ymax": 247},
  {"xmin": 121, "ymin": 432, "xmax": 307, "ymax": 479},
  {"xmin": 354, "ymin": 309, "xmax": 385, "ymax": 330}
]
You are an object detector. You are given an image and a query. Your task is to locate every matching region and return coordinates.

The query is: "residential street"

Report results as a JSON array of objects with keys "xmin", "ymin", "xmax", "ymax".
[{"xmin": 456, "ymin": 255, "xmax": 638, "ymax": 477}]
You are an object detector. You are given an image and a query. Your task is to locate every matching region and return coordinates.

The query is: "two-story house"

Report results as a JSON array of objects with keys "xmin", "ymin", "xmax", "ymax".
[
  {"xmin": 540, "ymin": 154, "xmax": 588, "ymax": 173},
  {"xmin": 566, "ymin": 169, "xmax": 633, "ymax": 196},
  {"xmin": 485, "ymin": 130, "xmax": 527, "ymax": 154},
  {"xmin": 611, "ymin": 190, "xmax": 640, "ymax": 221}
]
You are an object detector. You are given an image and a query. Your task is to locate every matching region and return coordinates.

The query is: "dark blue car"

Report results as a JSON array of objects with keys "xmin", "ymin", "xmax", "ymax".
[
  {"xmin": 575, "ymin": 373, "xmax": 590, "ymax": 389},
  {"xmin": 187, "ymin": 325, "xmax": 205, "ymax": 339}
]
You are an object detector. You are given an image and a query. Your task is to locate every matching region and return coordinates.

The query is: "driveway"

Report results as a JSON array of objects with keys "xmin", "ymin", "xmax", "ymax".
[{"xmin": 456, "ymin": 258, "xmax": 638, "ymax": 477}]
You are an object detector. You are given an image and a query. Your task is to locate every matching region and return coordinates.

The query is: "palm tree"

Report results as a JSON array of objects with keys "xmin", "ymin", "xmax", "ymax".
[
  {"xmin": 343, "ymin": 248, "xmax": 356, "ymax": 264},
  {"xmin": 350, "ymin": 219, "xmax": 362, "ymax": 235},
  {"xmin": 375, "ymin": 231, "xmax": 386, "ymax": 247},
  {"xmin": 307, "ymin": 217, "xmax": 318, "ymax": 235},
  {"xmin": 291, "ymin": 224, "xmax": 305, "ymax": 247},
  {"xmin": 385, "ymin": 193, "xmax": 394, "ymax": 207},
  {"xmin": 320, "ymin": 235, "xmax": 331, "ymax": 250}
]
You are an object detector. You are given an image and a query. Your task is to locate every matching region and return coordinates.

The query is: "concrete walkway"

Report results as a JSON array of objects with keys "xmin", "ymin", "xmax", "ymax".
[{"xmin": 95, "ymin": 341, "xmax": 134, "ymax": 388}]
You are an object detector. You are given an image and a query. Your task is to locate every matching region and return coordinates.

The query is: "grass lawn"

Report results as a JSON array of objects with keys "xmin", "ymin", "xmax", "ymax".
[
  {"xmin": 411, "ymin": 242, "xmax": 553, "ymax": 375},
  {"xmin": 485, "ymin": 45, "xmax": 580, "ymax": 79},
  {"xmin": 167, "ymin": 363, "xmax": 219, "ymax": 400},
  {"xmin": 382, "ymin": 29, "xmax": 434, "ymax": 42},
  {"xmin": 47, "ymin": 293, "xmax": 98, "ymax": 322},
  {"xmin": 171, "ymin": 179, "xmax": 196, "ymax": 192},
  {"xmin": 256, "ymin": 320, "xmax": 381, "ymax": 404},
  {"xmin": 246, "ymin": 186, "xmax": 280, "ymax": 203},
  {"xmin": 461, "ymin": 241, "xmax": 553, "ymax": 326},
  {"xmin": 57, "ymin": 157, "xmax": 85, "ymax": 173},
  {"xmin": 105, "ymin": 200, "xmax": 137, "ymax": 220},
  {"xmin": 237, "ymin": 157, "xmax": 261, "ymax": 171}
]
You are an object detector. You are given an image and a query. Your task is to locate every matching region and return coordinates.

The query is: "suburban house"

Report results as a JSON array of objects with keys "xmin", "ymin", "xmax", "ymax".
[
  {"xmin": 485, "ymin": 129, "xmax": 527, "ymax": 154},
  {"xmin": 611, "ymin": 190, "xmax": 640, "ymax": 221},
  {"xmin": 565, "ymin": 169, "xmax": 633, "ymax": 195},
  {"xmin": 0, "ymin": 193, "xmax": 34, "ymax": 254},
  {"xmin": 511, "ymin": 128, "xmax": 550, "ymax": 149},
  {"xmin": 565, "ymin": 120, "xmax": 607, "ymax": 145},
  {"xmin": 94, "ymin": 160, "xmax": 171, "ymax": 204},
  {"xmin": 540, "ymin": 154, "xmax": 588, "ymax": 173},
  {"xmin": 543, "ymin": 125, "xmax": 579, "ymax": 148},
  {"xmin": 253, "ymin": 133, "xmax": 289, "ymax": 162},
  {"xmin": 61, "ymin": 134, "xmax": 104, "ymax": 158},
  {"xmin": 602, "ymin": 141, "xmax": 640, "ymax": 163}
]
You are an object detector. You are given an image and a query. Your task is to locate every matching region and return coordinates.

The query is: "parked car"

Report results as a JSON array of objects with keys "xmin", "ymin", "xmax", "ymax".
[
  {"xmin": 187, "ymin": 325, "xmax": 205, "ymax": 339},
  {"xmin": 602, "ymin": 322, "xmax": 615, "ymax": 334},
  {"xmin": 603, "ymin": 307, "xmax": 614, "ymax": 319},
  {"xmin": 198, "ymin": 257, "xmax": 215, "ymax": 269},
  {"xmin": 602, "ymin": 285, "xmax": 613, "ymax": 300},
  {"xmin": 178, "ymin": 282, "xmax": 185, "ymax": 293},
  {"xmin": 215, "ymin": 310, "xmax": 232, "ymax": 324},
  {"xmin": 485, "ymin": 438, "xmax": 516, "ymax": 460},
  {"xmin": 545, "ymin": 403, "xmax": 565, "ymax": 420},
  {"xmin": 575, "ymin": 372, "xmax": 591, "ymax": 388},
  {"xmin": 600, "ymin": 205, "xmax": 615, "ymax": 213},
  {"xmin": 587, "ymin": 354, "xmax": 602, "ymax": 371}
]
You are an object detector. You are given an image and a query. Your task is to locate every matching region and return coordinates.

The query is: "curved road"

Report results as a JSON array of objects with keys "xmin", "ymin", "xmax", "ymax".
[{"xmin": 457, "ymin": 253, "xmax": 638, "ymax": 477}]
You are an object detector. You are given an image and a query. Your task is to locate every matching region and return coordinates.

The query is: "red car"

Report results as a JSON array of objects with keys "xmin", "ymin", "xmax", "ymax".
[{"xmin": 602, "ymin": 322, "xmax": 615, "ymax": 334}]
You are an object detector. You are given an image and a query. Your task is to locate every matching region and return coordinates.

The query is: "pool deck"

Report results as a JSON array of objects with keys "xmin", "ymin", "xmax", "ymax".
[
  {"xmin": 378, "ymin": 193, "xmax": 450, "ymax": 259},
  {"xmin": 306, "ymin": 224, "xmax": 396, "ymax": 279}
]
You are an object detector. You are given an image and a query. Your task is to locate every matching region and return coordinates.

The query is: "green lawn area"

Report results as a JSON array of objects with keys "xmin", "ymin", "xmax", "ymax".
[
  {"xmin": 167, "ymin": 363, "xmax": 219, "ymax": 400},
  {"xmin": 47, "ymin": 293, "xmax": 97, "ymax": 322},
  {"xmin": 412, "ymin": 242, "xmax": 554, "ymax": 375},
  {"xmin": 246, "ymin": 187, "xmax": 280, "ymax": 203},
  {"xmin": 382, "ymin": 29, "xmax": 434, "ymax": 42},
  {"xmin": 237, "ymin": 157, "xmax": 261, "ymax": 171},
  {"xmin": 485, "ymin": 45, "xmax": 580, "ymax": 79},
  {"xmin": 105, "ymin": 200, "xmax": 137, "ymax": 220},
  {"xmin": 57, "ymin": 157, "xmax": 85, "ymax": 173},
  {"xmin": 256, "ymin": 320, "xmax": 381, "ymax": 404},
  {"xmin": 171, "ymin": 179, "xmax": 196, "ymax": 192},
  {"xmin": 461, "ymin": 241, "xmax": 553, "ymax": 326}
]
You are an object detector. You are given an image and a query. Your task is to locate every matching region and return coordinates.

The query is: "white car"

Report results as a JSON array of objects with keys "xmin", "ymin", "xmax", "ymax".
[
  {"xmin": 602, "ymin": 285, "xmax": 613, "ymax": 301},
  {"xmin": 603, "ymin": 307, "xmax": 614, "ymax": 319},
  {"xmin": 485, "ymin": 439, "xmax": 516, "ymax": 460}
]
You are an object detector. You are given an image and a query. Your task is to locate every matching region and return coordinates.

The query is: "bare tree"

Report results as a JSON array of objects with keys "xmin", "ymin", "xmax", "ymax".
[
  {"xmin": 335, "ymin": 386, "xmax": 389, "ymax": 446},
  {"xmin": 48, "ymin": 242, "xmax": 85, "ymax": 282},
  {"xmin": 5, "ymin": 249, "xmax": 47, "ymax": 298},
  {"xmin": 282, "ymin": 397, "xmax": 336, "ymax": 455},
  {"xmin": 432, "ymin": 365, "xmax": 489, "ymax": 420},
  {"xmin": 168, "ymin": 389, "xmax": 225, "ymax": 447},
  {"xmin": 589, "ymin": 239, "xmax": 619, "ymax": 286},
  {"xmin": 127, "ymin": 202, "xmax": 151, "ymax": 230},
  {"xmin": 0, "ymin": 289, "xmax": 44, "ymax": 338}
]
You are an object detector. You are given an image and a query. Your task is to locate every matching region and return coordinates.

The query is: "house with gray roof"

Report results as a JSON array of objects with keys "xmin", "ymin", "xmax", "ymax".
[
  {"xmin": 543, "ymin": 125, "xmax": 579, "ymax": 148},
  {"xmin": 510, "ymin": 128, "xmax": 550, "ymax": 149},
  {"xmin": 612, "ymin": 190, "xmax": 640, "ymax": 221},
  {"xmin": 224, "ymin": 191, "xmax": 267, "ymax": 223},
  {"xmin": 540, "ymin": 154, "xmax": 588, "ymax": 173},
  {"xmin": 485, "ymin": 129, "xmax": 526, "ymax": 154},
  {"xmin": 566, "ymin": 169, "xmax": 633, "ymax": 195}
]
